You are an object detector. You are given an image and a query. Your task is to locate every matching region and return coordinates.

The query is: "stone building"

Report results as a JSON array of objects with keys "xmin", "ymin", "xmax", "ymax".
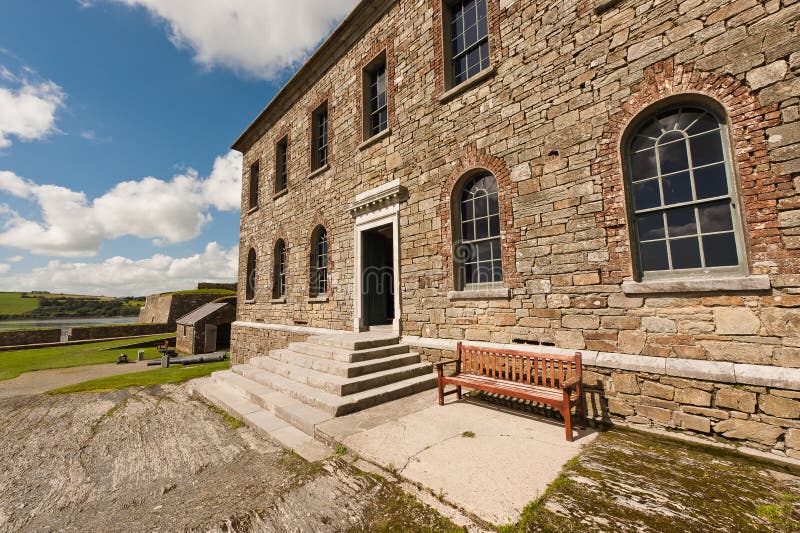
[
  {"xmin": 230, "ymin": 0, "xmax": 800, "ymax": 456},
  {"xmin": 176, "ymin": 301, "xmax": 236, "ymax": 355}
]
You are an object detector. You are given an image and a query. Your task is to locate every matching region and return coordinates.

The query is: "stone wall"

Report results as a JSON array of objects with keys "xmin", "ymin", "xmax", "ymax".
[
  {"xmin": 138, "ymin": 293, "xmax": 231, "ymax": 326},
  {"xmin": 230, "ymin": 323, "xmax": 312, "ymax": 365},
  {"xmin": 68, "ymin": 323, "xmax": 173, "ymax": 341},
  {"xmin": 0, "ymin": 329, "xmax": 62, "ymax": 347}
]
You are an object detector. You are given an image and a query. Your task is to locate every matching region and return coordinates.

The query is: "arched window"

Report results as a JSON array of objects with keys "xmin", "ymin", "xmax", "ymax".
[
  {"xmin": 625, "ymin": 105, "xmax": 745, "ymax": 279},
  {"xmin": 310, "ymin": 227, "xmax": 328, "ymax": 297},
  {"xmin": 245, "ymin": 248, "xmax": 257, "ymax": 301},
  {"xmin": 273, "ymin": 239, "xmax": 286, "ymax": 299},
  {"xmin": 454, "ymin": 172, "xmax": 502, "ymax": 289}
]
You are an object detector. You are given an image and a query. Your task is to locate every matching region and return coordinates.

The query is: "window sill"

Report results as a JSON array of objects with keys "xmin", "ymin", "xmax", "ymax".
[
  {"xmin": 247, "ymin": 205, "xmax": 259, "ymax": 215},
  {"xmin": 273, "ymin": 189, "xmax": 288, "ymax": 200},
  {"xmin": 438, "ymin": 66, "xmax": 497, "ymax": 104},
  {"xmin": 270, "ymin": 297, "xmax": 286, "ymax": 304},
  {"xmin": 448, "ymin": 287, "xmax": 511, "ymax": 301},
  {"xmin": 243, "ymin": 299, "xmax": 256, "ymax": 305},
  {"xmin": 307, "ymin": 164, "xmax": 330, "ymax": 180},
  {"xmin": 621, "ymin": 275, "xmax": 771, "ymax": 295},
  {"xmin": 358, "ymin": 128, "xmax": 391, "ymax": 151},
  {"xmin": 308, "ymin": 295, "xmax": 329, "ymax": 303}
]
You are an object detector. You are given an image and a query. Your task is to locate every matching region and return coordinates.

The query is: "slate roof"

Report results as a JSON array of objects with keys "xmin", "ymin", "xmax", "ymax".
[{"xmin": 176, "ymin": 303, "xmax": 228, "ymax": 326}]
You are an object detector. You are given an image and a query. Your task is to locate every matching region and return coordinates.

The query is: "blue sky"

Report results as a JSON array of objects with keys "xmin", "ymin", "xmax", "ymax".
[{"xmin": 0, "ymin": 0, "xmax": 357, "ymax": 295}]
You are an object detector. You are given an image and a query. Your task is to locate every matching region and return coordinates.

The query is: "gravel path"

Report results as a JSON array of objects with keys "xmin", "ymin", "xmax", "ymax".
[{"xmin": 0, "ymin": 361, "xmax": 158, "ymax": 398}]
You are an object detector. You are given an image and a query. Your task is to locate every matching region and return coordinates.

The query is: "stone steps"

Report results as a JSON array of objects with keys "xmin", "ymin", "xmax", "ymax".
[
  {"xmin": 270, "ymin": 348, "xmax": 421, "ymax": 378},
  {"xmin": 189, "ymin": 376, "xmax": 330, "ymax": 462},
  {"xmin": 233, "ymin": 363, "xmax": 436, "ymax": 417},
  {"xmin": 286, "ymin": 341, "xmax": 410, "ymax": 363},
  {"xmin": 251, "ymin": 355, "xmax": 431, "ymax": 396},
  {"xmin": 306, "ymin": 332, "xmax": 400, "ymax": 351}
]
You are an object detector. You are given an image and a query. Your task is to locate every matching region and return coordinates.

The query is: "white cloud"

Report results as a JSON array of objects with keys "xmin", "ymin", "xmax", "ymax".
[
  {"xmin": 93, "ymin": 0, "xmax": 358, "ymax": 79},
  {"xmin": 0, "ymin": 69, "xmax": 64, "ymax": 148},
  {"xmin": 80, "ymin": 130, "xmax": 111, "ymax": 143},
  {"xmin": 7, "ymin": 255, "xmax": 23, "ymax": 263},
  {"xmin": 0, "ymin": 151, "xmax": 242, "ymax": 257},
  {"xmin": 0, "ymin": 242, "xmax": 237, "ymax": 296},
  {"xmin": 0, "ymin": 263, "xmax": 9, "ymax": 274}
]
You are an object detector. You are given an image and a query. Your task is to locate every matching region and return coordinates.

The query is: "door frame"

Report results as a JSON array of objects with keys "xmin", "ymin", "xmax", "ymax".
[{"xmin": 353, "ymin": 203, "xmax": 400, "ymax": 334}]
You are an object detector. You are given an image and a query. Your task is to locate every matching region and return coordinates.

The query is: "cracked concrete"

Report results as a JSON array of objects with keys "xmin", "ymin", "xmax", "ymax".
[{"xmin": 316, "ymin": 389, "xmax": 596, "ymax": 525}]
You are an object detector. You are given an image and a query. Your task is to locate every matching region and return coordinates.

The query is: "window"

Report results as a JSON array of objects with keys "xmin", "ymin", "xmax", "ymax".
[
  {"xmin": 454, "ymin": 173, "xmax": 503, "ymax": 289},
  {"xmin": 273, "ymin": 239, "xmax": 286, "ymax": 299},
  {"xmin": 366, "ymin": 59, "xmax": 388, "ymax": 138},
  {"xmin": 312, "ymin": 103, "xmax": 329, "ymax": 170},
  {"xmin": 246, "ymin": 248, "xmax": 257, "ymax": 301},
  {"xmin": 310, "ymin": 227, "xmax": 328, "ymax": 297},
  {"xmin": 625, "ymin": 105, "xmax": 745, "ymax": 279},
  {"xmin": 275, "ymin": 136, "xmax": 288, "ymax": 193},
  {"xmin": 448, "ymin": 0, "xmax": 490, "ymax": 86},
  {"xmin": 249, "ymin": 161, "xmax": 260, "ymax": 210}
]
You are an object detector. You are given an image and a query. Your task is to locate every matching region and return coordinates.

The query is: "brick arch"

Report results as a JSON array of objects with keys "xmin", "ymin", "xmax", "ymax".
[
  {"xmin": 438, "ymin": 143, "xmax": 521, "ymax": 291},
  {"xmin": 594, "ymin": 57, "xmax": 791, "ymax": 284}
]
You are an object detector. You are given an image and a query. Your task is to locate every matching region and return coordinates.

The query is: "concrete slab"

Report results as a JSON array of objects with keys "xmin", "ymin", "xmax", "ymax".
[{"xmin": 317, "ymin": 389, "xmax": 596, "ymax": 526}]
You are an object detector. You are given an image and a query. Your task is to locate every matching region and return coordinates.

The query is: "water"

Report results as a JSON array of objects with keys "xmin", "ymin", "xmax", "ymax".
[{"xmin": 0, "ymin": 316, "xmax": 140, "ymax": 331}]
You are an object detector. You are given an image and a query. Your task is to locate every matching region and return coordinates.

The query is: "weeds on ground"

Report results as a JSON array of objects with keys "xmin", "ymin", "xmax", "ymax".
[{"xmin": 756, "ymin": 493, "xmax": 800, "ymax": 532}]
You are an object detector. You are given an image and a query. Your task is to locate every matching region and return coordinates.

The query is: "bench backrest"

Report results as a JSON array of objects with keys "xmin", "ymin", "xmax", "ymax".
[{"xmin": 457, "ymin": 343, "xmax": 581, "ymax": 389}]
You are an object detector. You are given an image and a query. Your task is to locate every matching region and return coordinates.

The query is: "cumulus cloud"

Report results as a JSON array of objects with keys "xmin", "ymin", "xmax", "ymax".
[
  {"xmin": 91, "ymin": 0, "xmax": 358, "ymax": 79},
  {"xmin": 7, "ymin": 255, "xmax": 23, "ymax": 263},
  {"xmin": 0, "ymin": 263, "xmax": 9, "ymax": 274},
  {"xmin": 0, "ymin": 151, "xmax": 242, "ymax": 257},
  {"xmin": 0, "ymin": 68, "xmax": 65, "ymax": 148},
  {"xmin": 0, "ymin": 242, "xmax": 237, "ymax": 296}
]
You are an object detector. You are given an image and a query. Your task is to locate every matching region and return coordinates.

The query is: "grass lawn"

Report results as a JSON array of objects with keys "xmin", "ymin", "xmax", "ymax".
[
  {"xmin": 48, "ymin": 360, "xmax": 230, "ymax": 394},
  {"xmin": 0, "ymin": 293, "xmax": 40, "ymax": 315},
  {"xmin": 0, "ymin": 334, "xmax": 174, "ymax": 381}
]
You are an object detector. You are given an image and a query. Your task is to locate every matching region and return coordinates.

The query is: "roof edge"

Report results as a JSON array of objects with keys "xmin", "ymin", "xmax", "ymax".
[{"xmin": 232, "ymin": 0, "xmax": 396, "ymax": 153}]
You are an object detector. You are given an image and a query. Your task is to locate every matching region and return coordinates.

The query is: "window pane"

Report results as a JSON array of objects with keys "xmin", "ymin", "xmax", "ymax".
[
  {"xmin": 639, "ymin": 120, "xmax": 662, "ymax": 139},
  {"xmin": 475, "ymin": 196, "xmax": 488, "ymax": 217},
  {"xmin": 630, "ymin": 149, "xmax": 657, "ymax": 181},
  {"xmin": 657, "ymin": 136, "xmax": 689, "ymax": 174},
  {"xmin": 636, "ymin": 212, "xmax": 665, "ymax": 241},
  {"xmin": 489, "ymin": 214, "xmax": 500, "ymax": 236},
  {"xmin": 465, "ymin": 262, "xmax": 477, "ymax": 284},
  {"xmin": 694, "ymin": 163, "xmax": 728, "ymax": 199},
  {"xmin": 478, "ymin": 262, "xmax": 492, "ymax": 283},
  {"xmin": 657, "ymin": 110, "xmax": 680, "ymax": 131},
  {"xmin": 698, "ymin": 201, "xmax": 734, "ymax": 233},
  {"xmin": 492, "ymin": 261, "xmax": 503, "ymax": 282},
  {"xmin": 675, "ymin": 109, "xmax": 704, "ymax": 130},
  {"xmin": 670, "ymin": 237, "xmax": 702, "ymax": 270},
  {"xmin": 686, "ymin": 113, "xmax": 719, "ymax": 135},
  {"xmin": 689, "ymin": 131, "xmax": 725, "ymax": 167},
  {"xmin": 703, "ymin": 233, "xmax": 739, "ymax": 267},
  {"xmin": 662, "ymin": 171, "xmax": 693, "ymax": 206},
  {"xmin": 462, "ymin": 221, "xmax": 474, "ymax": 241},
  {"xmin": 666, "ymin": 206, "xmax": 697, "ymax": 237},
  {"xmin": 461, "ymin": 198, "xmax": 473, "ymax": 220},
  {"xmin": 630, "ymin": 135, "xmax": 654, "ymax": 152},
  {"xmin": 633, "ymin": 179, "xmax": 661, "ymax": 210},
  {"xmin": 491, "ymin": 238, "xmax": 501, "ymax": 260},
  {"xmin": 475, "ymin": 217, "xmax": 489, "ymax": 239},
  {"xmin": 640, "ymin": 241, "xmax": 669, "ymax": 272},
  {"xmin": 476, "ymin": 241, "xmax": 491, "ymax": 262}
]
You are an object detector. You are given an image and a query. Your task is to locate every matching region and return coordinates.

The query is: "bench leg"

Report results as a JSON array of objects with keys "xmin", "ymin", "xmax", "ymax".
[
  {"xmin": 456, "ymin": 385, "xmax": 462, "ymax": 400},
  {"xmin": 437, "ymin": 379, "xmax": 444, "ymax": 406},
  {"xmin": 563, "ymin": 406, "xmax": 573, "ymax": 442}
]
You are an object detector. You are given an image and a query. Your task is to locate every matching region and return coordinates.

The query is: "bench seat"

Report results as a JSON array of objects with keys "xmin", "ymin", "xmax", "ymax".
[{"xmin": 436, "ymin": 342, "xmax": 585, "ymax": 441}]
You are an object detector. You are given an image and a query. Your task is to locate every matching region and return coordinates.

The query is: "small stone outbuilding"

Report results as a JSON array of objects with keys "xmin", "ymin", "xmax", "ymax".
[{"xmin": 176, "ymin": 302, "xmax": 236, "ymax": 355}]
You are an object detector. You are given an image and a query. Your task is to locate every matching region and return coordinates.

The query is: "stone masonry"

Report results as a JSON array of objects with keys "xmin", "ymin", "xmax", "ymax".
[{"xmin": 231, "ymin": 0, "xmax": 800, "ymax": 453}]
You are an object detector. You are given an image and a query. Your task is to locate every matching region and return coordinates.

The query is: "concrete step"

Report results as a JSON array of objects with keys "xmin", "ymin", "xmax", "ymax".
[
  {"xmin": 189, "ymin": 375, "xmax": 330, "ymax": 462},
  {"xmin": 270, "ymin": 349, "xmax": 421, "ymax": 378},
  {"xmin": 306, "ymin": 332, "xmax": 400, "ymax": 351},
  {"xmin": 213, "ymin": 371, "xmax": 331, "ymax": 436},
  {"xmin": 233, "ymin": 364, "xmax": 438, "ymax": 417},
  {"xmin": 250, "ymin": 356, "xmax": 432, "ymax": 396},
  {"xmin": 286, "ymin": 341, "xmax": 410, "ymax": 363}
]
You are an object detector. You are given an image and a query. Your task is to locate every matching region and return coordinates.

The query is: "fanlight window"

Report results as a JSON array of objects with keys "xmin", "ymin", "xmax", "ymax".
[
  {"xmin": 455, "ymin": 173, "xmax": 502, "ymax": 288},
  {"xmin": 626, "ymin": 106, "xmax": 744, "ymax": 277},
  {"xmin": 310, "ymin": 228, "xmax": 328, "ymax": 297}
]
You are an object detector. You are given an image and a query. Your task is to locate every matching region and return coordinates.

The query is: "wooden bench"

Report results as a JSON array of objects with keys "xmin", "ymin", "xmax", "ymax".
[{"xmin": 435, "ymin": 342, "xmax": 585, "ymax": 441}]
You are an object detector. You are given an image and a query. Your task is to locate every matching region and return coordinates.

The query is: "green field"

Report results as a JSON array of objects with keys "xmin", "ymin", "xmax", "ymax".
[
  {"xmin": 0, "ymin": 293, "xmax": 41, "ymax": 316},
  {"xmin": 48, "ymin": 360, "xmax": 230, "ymax": 394},
  {"xmin": 0, "ymin": 334, "xmax": 174, "ymax": 381}
]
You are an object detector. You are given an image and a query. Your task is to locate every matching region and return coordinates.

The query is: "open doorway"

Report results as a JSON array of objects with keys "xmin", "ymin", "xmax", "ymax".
[{"xmin": 361, "ymin": 224, "xmax": 395, "ymax": 328}]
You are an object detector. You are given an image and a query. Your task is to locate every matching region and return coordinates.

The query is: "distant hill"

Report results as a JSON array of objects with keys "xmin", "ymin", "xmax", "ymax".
[{"xmin": 0, "ymin": 292, "xmax": 145, "ymax": 321}]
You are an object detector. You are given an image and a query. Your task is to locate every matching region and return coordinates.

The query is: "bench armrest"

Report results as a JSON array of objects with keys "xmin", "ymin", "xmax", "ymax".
[
  {"xmin": 561, "ymin": 375, "xmax": 581, "ymax": 390},
  {"xmin": 433, "ymin": 358, "xmax": 460, "ymax": 369}
]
